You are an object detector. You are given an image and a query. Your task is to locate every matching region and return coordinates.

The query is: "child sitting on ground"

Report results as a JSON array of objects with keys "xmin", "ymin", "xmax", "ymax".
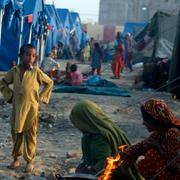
[
  {"xmin": 69, "ymin": 64, "xmax": 83, "ymax": 86},
  {"xmin": 57, "ymin": 62, "xmax": 72, "ymax": 85}
]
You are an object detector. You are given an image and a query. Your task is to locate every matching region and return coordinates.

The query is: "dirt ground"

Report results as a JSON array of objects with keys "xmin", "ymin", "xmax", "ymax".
[{"xmin": 0, "ymin": 61, "xmax": 180, "ymax": 179}]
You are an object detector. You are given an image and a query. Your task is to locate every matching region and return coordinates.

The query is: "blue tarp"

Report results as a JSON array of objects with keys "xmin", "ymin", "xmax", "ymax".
[
  {"xmin": 54, "ymin": 76, "xmax": 130, "ymax": 97},
  {"xmin": 56, "ymin": 8, "xmax": 73, "ymax": 47},
  {"xmin": 123, "ymin": 22, "xmax": 147, "ymax": 36},
  {"xmin": 0, "ymin": 1, "xmax": 10, "ymax": 9},
  {"xmin": 0, "ymin": 1, "xmax": 85, "ymax": 70},
  {"xmin": 22, "ymin": 0, "xmax": 45, "ymax": 46},
  {"xmin": 0, "ymin": 0, "xmax": 24, "ymax": 71},
  {"xmin": 85, "ymin": 75, "xmax": 118, "ymax": 87},
  {"xmin": 53, "ymin": 7, "xmax": 64, "ymax": 45},
  {"xmin": 0, "ymin": 0, "xmax": 24, "ymax": 9},
  {"xmin": 70, "ymin": 12, "xmax": 83, "ymax": 50},
  {"xmin": 53, "ymin": 85, "xmax": 131, "ymax": 97},
  {"xmin": 45, "ymin": 4, "xmax": 62, "ymax": 55}
]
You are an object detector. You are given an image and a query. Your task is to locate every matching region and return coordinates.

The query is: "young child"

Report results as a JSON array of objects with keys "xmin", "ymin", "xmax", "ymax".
[
  {"xmin": 59, "ymin": 62, "xmax": 73, "ymax": 85},
  {"xmin": 0, "ymin": 44, "xmax": 53, "ymax": 173},
  {"xmin": 70, "ymin": 64, "xmax": 83, "ymax": 86}
]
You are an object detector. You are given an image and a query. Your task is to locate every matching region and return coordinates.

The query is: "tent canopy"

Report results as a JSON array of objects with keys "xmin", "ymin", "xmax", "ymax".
[
  {"xmin": 70, "ymin": 12, "xmax": 83, "ymax": 50},
  {"xmin": 0, "ymin": 0, "xmax": 24, "ymax": 71},
  {"xmin": 56, "ymin": 8, "xmax": 73, "ymax": 47},
  {"xmin": 133, "ymin": 11, "xmax": 178, "ymax": 62},
  {"xmin": 22, "ymin": 0, "xmax": 45, "ymax": 45},
  {"xmin": 45, "ymin": 4, "xmax": 62, "ymax": 55},
  {"xmin": 0, "ymin": 0, "xmax": 24, "ymax": 10},
  {"xmin": 123, "ymin": 22, "xmax": 147, "ymax": 36},
  {"xmin": 0, "ymin": 0, "xmax": 11, "ymax": 9},
  {"xmin": 168, "ymin": 11, "xmax": 180, "ymax": 96}
]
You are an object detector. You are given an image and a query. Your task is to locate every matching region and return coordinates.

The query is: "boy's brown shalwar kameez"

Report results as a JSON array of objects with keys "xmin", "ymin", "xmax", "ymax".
[{"xmin": 0, "ymin": 65, "xmax": 53, "ymax": 163}]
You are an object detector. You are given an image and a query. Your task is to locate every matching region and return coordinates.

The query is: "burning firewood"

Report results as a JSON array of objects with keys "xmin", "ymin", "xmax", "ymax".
[{"xmin": 98, "ymin": 145, "xmax": 127, "ymax": 180}]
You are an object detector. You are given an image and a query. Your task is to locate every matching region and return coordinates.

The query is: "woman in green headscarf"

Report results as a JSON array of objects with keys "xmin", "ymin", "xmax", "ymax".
[{"xmin": 70, "ymin": 100, "xmax": 142, "ymax": 180}]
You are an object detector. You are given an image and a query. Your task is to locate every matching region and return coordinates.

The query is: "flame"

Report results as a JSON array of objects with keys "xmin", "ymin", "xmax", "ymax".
[{"xmin": 98, "ymin": 145, "xmax": 126, "ymax": 180}]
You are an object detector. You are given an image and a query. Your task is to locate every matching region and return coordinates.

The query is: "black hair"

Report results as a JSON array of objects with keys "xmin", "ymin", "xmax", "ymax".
[
  {"xmin": 141, "ymin": 105, "xmax": 170, "ymax": 128},
  {"xmin": 70, "ymin": 64, "xmax": 77, "ymax": 72},
  {"xmin": 116, "ymin": 32, "xmax": 122, "ymax": 38},
  {"xmin": 94, "ymin": 42, "xmax": 103, "ymax": 56},
  {"xmin": 19, "ymin": 44, "xmax": 36, "ymax": 56},
  {"xmin": 19, "ymin": 44, "xmax": 38, "ymax": 65}
]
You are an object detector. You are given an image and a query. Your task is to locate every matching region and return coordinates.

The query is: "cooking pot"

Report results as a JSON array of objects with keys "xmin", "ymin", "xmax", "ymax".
[{"xmin": 56, "ymin": 173, "xmax": 97, "ymax": 180}]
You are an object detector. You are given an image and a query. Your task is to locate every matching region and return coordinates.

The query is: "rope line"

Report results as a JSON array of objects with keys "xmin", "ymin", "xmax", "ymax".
[
  {"xmin": 150, "ymin": 153, "xmax": 180, "ymax": 180},
  {"xmin": 124, "ymin": 76, "xmax": 180, "ymax": 109}
]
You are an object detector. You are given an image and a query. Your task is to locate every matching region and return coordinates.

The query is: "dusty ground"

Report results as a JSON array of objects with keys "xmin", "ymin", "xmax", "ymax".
[{"xmin": 0, "ymin": 61, "xmax": 180, "ymax": 179}]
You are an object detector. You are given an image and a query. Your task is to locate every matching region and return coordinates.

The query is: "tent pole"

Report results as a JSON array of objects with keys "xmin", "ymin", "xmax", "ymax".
[
  {"xmin": 40, "ymin": 35, "xmax": 45, "ymax": 65},
  {"xmin": 37, "ymin": 38, "xmax": 40, "ymax": 67},
  {"xmin": 18, "ymin": 16, "xmax": 24, "ymax": 64},
  {"xmin": 28, "ymin": 24, "xmax": 33, "ymax": 44},
  {"xmin": 0, "ymin": 9, "xmax": 4, "ymax": 46}
]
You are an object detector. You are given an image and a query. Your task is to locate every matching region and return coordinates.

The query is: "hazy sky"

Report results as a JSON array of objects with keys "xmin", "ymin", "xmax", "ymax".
[{"xmin": 45, "ymin": 0, "xmax": 100, "ymax": 23}]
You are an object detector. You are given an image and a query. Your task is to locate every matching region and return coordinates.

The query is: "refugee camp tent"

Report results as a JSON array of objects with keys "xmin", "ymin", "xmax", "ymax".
[
  {"xmin": 23, "ymin": 0, "xmax": 46, "ymax": 63},
  {"xmin": 56, "ymin": 8, "xmax": 73, "ymax": 48},
  {"xmin": 123, "ymin": 22, "xmax": 147, "ymax": 36},
  {"xmin": 168, "ymin": 11, "xmax": 180, "ymax": 98},
  {"xmin": 44, "ymin": 4, "xmax": 63, "ymax": 56},
  {"xmin": 133, "ymin": 11, "xmax": 178, "ymax": 63},
  {"xmin": 70, "ymin": 12, "xmax": 83, "ymax": 50},
  {"xmin": 0, "ymin": 0, "xmax": 24, "ymax": 71},
  {"xmin": 54, "ymin": 9, "xmax": 64, "ymax": 46}
]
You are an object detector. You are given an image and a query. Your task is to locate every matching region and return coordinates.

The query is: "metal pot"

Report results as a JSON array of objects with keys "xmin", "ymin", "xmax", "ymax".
[{"xmin": 56, "ymin": 173, "xmax": 97, "ymax": 180}]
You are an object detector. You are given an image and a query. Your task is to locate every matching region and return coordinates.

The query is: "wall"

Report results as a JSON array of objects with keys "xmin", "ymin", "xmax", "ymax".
[
  {"xmin": 85, "ymin": 23, "xmax": 104, "ymax": 41},
  {"xmin": 83, "ymin": 23, "xmax": 124, "ymax": 42},
  {"xmin": 99, "ymin": 0, "xmax": 180, "ymax": 26},
  {"xmin": 99, "ymin": 0, "xmax": 128, "ymax": 25}
]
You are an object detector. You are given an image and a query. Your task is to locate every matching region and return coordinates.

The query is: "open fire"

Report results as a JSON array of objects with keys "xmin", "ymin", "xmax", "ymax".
[{"xmin": 98, "ymin": 145, "xmax": 126, "ymax": 180}]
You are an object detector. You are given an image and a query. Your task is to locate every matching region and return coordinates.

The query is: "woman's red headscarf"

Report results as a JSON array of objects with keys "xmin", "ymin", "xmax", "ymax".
[{"xmin": 143, "ymin": 98, "xmax": 180, "ymax": 128}]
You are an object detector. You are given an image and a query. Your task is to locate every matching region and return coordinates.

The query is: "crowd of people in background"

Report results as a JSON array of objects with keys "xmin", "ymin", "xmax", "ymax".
[
  {"xmin": 41, "ymin": 29, "xmax": 172, "ymax": 93},
  {"xmin": 41, "ymin": 31, "xmax": 134, "ymax": 85}
]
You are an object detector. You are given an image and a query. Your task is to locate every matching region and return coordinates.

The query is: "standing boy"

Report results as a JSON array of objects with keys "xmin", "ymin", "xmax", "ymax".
[{"xmin": 0, "ymin": 44, "xmax": 53, "ymax": 173}]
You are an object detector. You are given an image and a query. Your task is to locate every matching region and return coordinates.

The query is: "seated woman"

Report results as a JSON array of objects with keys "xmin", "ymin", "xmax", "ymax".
[
  {"xmin": 69, "ymin": 64, "xmax": 83, "ymax": 86},
  {"xmin": 120, "ymin": 98, "xmax": 180, "ymax": 180},
  {"xmin": 41, "ymin": 52, "xmax": 60, "ymax": 78},
  {"xmin": 70, "ymin": 100, "xmax": 142, "ymax": 180}
]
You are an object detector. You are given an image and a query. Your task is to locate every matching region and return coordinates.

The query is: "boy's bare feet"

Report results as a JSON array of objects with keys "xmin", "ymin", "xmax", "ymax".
[
  {"xmin": 24, "ymin": 163, "xmax": 34, "ymax": 173},
  {"xmin": 8, "ymin": 158, "xmax": 21, "ymax": 169}
]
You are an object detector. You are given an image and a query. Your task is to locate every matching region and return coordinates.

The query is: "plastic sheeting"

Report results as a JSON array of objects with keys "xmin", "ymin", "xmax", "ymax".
[
  {"xmin": 134, "ymin": 11, "xmax": 178, "ymax": 61},
  {"xmin": 53, "ymin": 85, "xmax": 131, "ymax": 97},
  {"xmin": 0, "ymin": 0, "xmax": 24, "ymax": 71},
  {"xmin": 56, "ymin": 8, "xmax": 73, "ymax": 48},
  {"xmin": 45, "ymin": 5, "xmax": 63, "ymax": 55},
  {"xmin": 70, "ymin": 12, "xmax": 83, "ymax": 50},
  {"xmin": 168, "ymin": 12, "xmax": 180, "ymax": 97}
]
